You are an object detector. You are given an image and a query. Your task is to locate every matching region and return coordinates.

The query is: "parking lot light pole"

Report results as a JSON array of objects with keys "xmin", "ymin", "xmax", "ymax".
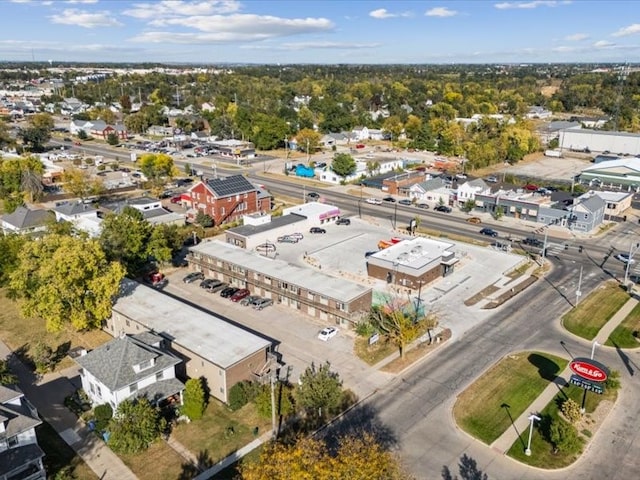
[
  {"xmin": 623, "ymin": 240, "xmax": 640, "ymax": 286},
  {"xmin": 525, "ymin": 414, "xmax": 541, "ymax": 456}
]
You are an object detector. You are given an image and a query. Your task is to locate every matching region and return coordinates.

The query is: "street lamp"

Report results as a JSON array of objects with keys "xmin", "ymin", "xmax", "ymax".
[
  {"xmin": 623, "ymin": 240, "xmax": 640, "ymax": 287},
  {"xmin": 525, "ymin": 414, "xmax": 541, "ymax": 456}
]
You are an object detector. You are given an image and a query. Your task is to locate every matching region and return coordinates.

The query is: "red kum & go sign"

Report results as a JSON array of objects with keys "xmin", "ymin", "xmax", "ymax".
[{"xmin": 569, "ymin": 357, "xmax": 609, "ymax": 383}]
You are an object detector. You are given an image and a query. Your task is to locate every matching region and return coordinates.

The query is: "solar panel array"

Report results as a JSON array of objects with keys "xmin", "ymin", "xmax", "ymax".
[{"xmin": 206, "ymin": 175, "xmax": 256, "ymax": 197}]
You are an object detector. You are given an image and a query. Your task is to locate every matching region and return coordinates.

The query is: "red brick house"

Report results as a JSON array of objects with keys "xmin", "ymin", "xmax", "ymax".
[{"xmin": 188, "ymin": 175, "xmax": 271, "ymax": 226}]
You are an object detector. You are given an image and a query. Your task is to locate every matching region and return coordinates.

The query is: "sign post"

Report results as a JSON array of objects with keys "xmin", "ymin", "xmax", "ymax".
[{"xmin": 568, "ymin": 348, "xmax": 608, "ymax": 414}]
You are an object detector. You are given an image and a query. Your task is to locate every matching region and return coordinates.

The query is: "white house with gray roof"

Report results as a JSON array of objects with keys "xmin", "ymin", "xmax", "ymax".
[
  {"xmin": 75, "ymin": 332, "xmax": 184, "ymax": 409},
  {"xmin": 1, "ymin": 206, "xmax": 52, "ymax": 235},
  {"xmin": 0, "ymin": 385, "xmax": 46, "ymax": 480},
  {"xmin": 103, "ymin": 280, "xmax": 273, "ymax": 404},
  {"xmin": 456, "ymin": 178, "xmax": 490, "ymax": 206},
  {"xmin": 52, "ymin": 201, "xmax": 102, "ymax": 237}
]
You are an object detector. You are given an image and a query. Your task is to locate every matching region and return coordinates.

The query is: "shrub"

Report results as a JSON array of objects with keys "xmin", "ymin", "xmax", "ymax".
[
  {"xmin": 561, "ymin": 398, "xmax": 582, "ymax": 424},
  {"xmin": 94, "ymin": 403, "xmax": 113, "ymax": 431},
  {"xmin": 549, "ymin": 418, "xmax": 582, "ymax": 454},
  {"xmin": 355, "ymin": 321, "xmax": 376, "ymax": 337},
  {"xmin": 182, "ymin": 378, "xmax": 207, "ymax": 421},
  {"xmin": 195, "ymin": 211, "xmax": 213, "ymax": 228},
  {"xmin": 228, "ymin": 380, "xmax": 259, "ymax": 411},
  {"xmin": 32, "ymin": 342, "xmax": 55, "ymax": 373},
  {"xmin": 605, "ymin": 369, "xmax": 621, "ymax": 391}
]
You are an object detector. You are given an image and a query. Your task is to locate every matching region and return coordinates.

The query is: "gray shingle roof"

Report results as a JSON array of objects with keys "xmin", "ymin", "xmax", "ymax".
[
  {"xmin": 52, "ymin": 202, "xmax": 96, "ymax": 216},
  {"xmin": 76, "ymin": 335, "xmax": 180, "ymax": 392},
  {"xmin": 1, "ymin": 206, "xmax": 52, "ymax": 229},
  {"xmin": 205, "ymin": 175, "xmax": 256, "ymax": 197},
  {"xmin": 0, "ymin": 386, "xmax": 41, "ymax": 439},
  {"xmin": 0, "ymin": 444, "xmax": 45, "ymax": 477}
]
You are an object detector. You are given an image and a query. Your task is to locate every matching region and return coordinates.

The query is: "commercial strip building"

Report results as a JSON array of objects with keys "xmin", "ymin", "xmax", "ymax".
[
  {"xmin": 103, "ymin": 280, "xmax": 273, "ymax": 404},
  {"xmin": 188, "ymin": 240, "xmax": 372, "ymax": 326},
  {"xmin": 366, "ymin": 237, "xmax": 459, "ymax": 290}
]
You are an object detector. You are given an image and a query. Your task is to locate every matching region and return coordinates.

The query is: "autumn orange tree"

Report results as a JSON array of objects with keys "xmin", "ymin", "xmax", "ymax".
[{"xmin": 240, "ymin": 433, "xmax": 413, "ymax": 480}]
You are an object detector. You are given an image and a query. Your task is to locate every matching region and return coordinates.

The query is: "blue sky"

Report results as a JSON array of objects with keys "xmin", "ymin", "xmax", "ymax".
[{"xmin": 1, "ymin": 0, "xmax": 639, "ymax": 64}]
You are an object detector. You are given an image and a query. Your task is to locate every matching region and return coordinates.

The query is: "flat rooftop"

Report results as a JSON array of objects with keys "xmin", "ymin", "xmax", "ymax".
[
  {"xmin": 115, "ymin": 280, "xmax": 272, "ymax": 369},
  {"xmin": 368, "ymin": 237, "xmax": 455, "ymax": 274},
  {"xmin": 228, "ymin": 213, "xmax": 306, "ymax": 237},
  {"xmin": 191, "ymin": 240, "xmax": 371, "ymax": 303}
]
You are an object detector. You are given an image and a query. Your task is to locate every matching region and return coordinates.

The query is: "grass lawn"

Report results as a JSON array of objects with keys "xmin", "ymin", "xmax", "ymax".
[
  {"xmin": 453, "ymin": 351, "xmax": 568, "ymax": 445},
  {"xmin": 0, "ymin": 289, "xmax": 111, "ymax": 371},
  {"xmin": 562, "ymin": 281, "xmax": 629, "ymax": 340},
  {"xmin": 118, "ymin": 439, "xmax": 185, "ymax": 480},
  {"xmin": 354, "ymin": 336, "xmax": 397, "ymax": 365},
  {"xmin": 507, "ymin": 383, "xmax": 617, "ymax": 468},
  {"xmin": 36, "ymin": 420, "xmax": 98, "ymax": 480},
  {"xmin": 606, "ymin": 301, "xmax": 640, "ymax": 348},
  {"xmin": 171, "ymin": 400, "xmax": 271, "ymax": 466}
]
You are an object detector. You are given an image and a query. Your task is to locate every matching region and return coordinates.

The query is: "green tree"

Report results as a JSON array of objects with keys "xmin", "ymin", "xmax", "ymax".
[
  {"xmin": 106, "ymin": 132, "xmax": 119, "ymax": 146},
  {"xmin": 295, "ymin": 128, "xmax": 322, "ymax": 155},
  {"xmin": 461, "ymin": 199, "xmax": 476, "ymax": 213},
  {"xmin": 77, "ymin": 129, "xmax": 88, "ymax": 140},
  {"xmin": 228, "ymin": 380, "xmax": 260, "ymax": 411},
  {"xmin": 147, "ymin": 224, "xmax": 183, "ymax": 266},
  {"xmin": 9, "ymin": 235, "xmax": 126, "ymax": 332},
  {"xmin": 124, "ymin": 112, "xmax": 148, "ymax": 134},
  {"xmin": 494, "ymin": 205, "xmax": 504, "ymax": 220},
  {"xmin": 0, "ymin": 359, "xmax": 17, "ymax": 385},
  {"xmin": 99, "ymin": 207, "xmax": 152, "ymax": 275},
  {"xmin": 195, "ymin": 211, "xmax": 213, "ymax": 227},
  {"xmin": 382, "ymin": 115, "xmax": 404, "ymax": 141},
  {"xmin": 561, "ymin": 398, "xmax": 582, "ymax": 424},
  {"xmin": 296, "ymin": 361, "xmax": 344, "ymax": 421},
  {"xmin": 331, "ymin": 153, "xmax": 356, "ymax": 178},
  {"xmin": 138, "ymin": 153, "xmax": 177, "ymax": 190},
  {"xmin": 182, "ymin": 378, "xmax": 207, "ymax": 421},
  {"xmin": 549, "ymin": 418, "xmax": 582, "ymax": 454},
  {"xmin": 108, "ymin": 398, "xmax": 166, "ymax": 454},
  {"xmin": 254, "ymin": 381, "xmax": 294, "ymax": 420},
  {"xmin": 0, "ymin": 234, "xmax": 27, "ymax": 286},
  {"xmin": 0, "ymin": 119, "xmax": 14, "ymax": 149},
  {"xmin": 32, "ymin": 342, "xmax": 55, "ymax": 373},
  {"xmin": 94, "ymin": 403, "xmax": 114, "ymax": 432},
  {"xmin": 369, "ymin": 300, "xmax": 429, "ymax": 359},
  {"xmin": 250, "ymin": 113, "xmax": 289, "ymax": 150},
  {"xmin": 120, "ymin": 94, "xmax": 132, "ymax": 114}
]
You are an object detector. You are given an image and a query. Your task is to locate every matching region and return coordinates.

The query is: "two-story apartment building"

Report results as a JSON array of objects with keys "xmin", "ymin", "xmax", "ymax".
[
  {"xmin": 188, "ymin": 175, "xmax": 270, "ymax": 226},
  {"xmin": 188, "ymin": 241, "xmax": 372, "ymax": 326},
  {"xmin": 103, "ymin": 280, "xmax": 272, "ymax": 404},
  {"xmin": 0, "ymin": 385, "xmax": 46, "ymax": 480},
  {"xmin": 75, "ymin": 333, "xmax": 184, "ymax": 409}
]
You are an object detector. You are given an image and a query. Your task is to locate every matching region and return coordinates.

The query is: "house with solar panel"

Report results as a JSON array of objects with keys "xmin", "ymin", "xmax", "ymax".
[{"xmin": 187, "ymin": 175, "xmax": 271, "ymax": 226}]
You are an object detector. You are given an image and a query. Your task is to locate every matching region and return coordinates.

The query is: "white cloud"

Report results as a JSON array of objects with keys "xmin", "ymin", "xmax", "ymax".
[
  {"xmin": 123, "ymin": 0, "xmax": 241, "ymax": 19},
  {"xmin": 565, "ymin": 33, "xmax": 588, "ymax": 41},
  {"xmin": 593, "ymin": 40, "xmax": 615, "ymax": 48},
  {"xmin": 370, "ymin": 8, "xmax": 394, "ymax": 19},
  {"xmin": 552, "ymin": 45, "xmax": 576, "ymax": 52},
  {"xmin": 65, "ymin": 0, "xmax": 99, "ymax": 4},
  {"xmin": 612, "ymin": 24, "xmax": 640, "ymax": 37},
  {"xmin": 494, "ymin": 1, "xmax": 564, "ymax": 9},
  {"xmin": 240, "ymin": 41, "xmax": 381, "ymax": 51},
  {"xmin": 50, "ymin": 8, "xmax": 123, "ymax": 28},
  {"xmin": 425, "ymin": 7, "xmax": 458, "ymax": 17}
]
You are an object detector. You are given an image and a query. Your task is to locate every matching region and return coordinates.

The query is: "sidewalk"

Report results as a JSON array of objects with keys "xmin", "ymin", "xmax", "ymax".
[
  {"xmin": 490, "ymin": 295, "xmax": 639, "ymax": 453},
  {"xmin": 0, "ymin": 340, "xmax": 137, "ymax": 480}
]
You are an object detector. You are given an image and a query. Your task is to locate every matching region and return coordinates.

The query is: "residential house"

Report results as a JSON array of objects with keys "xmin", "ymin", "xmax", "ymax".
[
  {"xmin": 104, "ymin": 280, "xmax": 273, "ymax": 404},
  {"xmin": 1, "ymin": 206, "xmax": 52, "ymax": 235},
  {"xmin": 409, "ymin": 178, "xmax": 452, "ymax": 206},
  {"xmin": 75, "ymin": 333, "xmax": 184, "ymax": 409},
  {"xmin": 147, "ymin": 125, "xmax": 173, "ymax": 137},
  {"xmin": 189, "ymin": 241, "xmax": 372, "ymax": 326},
  {"xmin": 352, "ymin": 126, "xmax": 370, "ymax": 141},
  {"xmin": 104, "ymin": 196, "xmax": 186, "ymax": 227},
  {"xmin": 585, "ymin": 191, "xmax": 631, "ymax": 219},
  {"xmin": 188, "ymin": 175, "xmax": 270, "ymax": 226},
  {"xmin": 52, "ymin": 201, "xmax": 103, "ymax": 237},
  {"xmin": 69, "ymin": 119, "xmax": 128, "ymax": 140},
  {"xmin": 537, "ymin": 194, "xmax": 605, "ymax": 233},
  {"xmin": 0, "ymin": 384, "xmax": 46, "ymax": 480},
  {"xmin": 456, "ymin": 178, "xmax": 490, "ymax": 206}
]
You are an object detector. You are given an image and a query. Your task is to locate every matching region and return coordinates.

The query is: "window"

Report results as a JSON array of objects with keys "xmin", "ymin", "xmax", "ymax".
[
  {"xmin": 125, "ymin": 319, "xmax": 130, "ymax": 327},
  {"xmin": 7, "ymin": 435, "xmax": 18, "ymax": 448},
  {"xmin": 220, "ymin": 387, "xmax": 224, "ymax": 394},
  {"xmin": 336, "ymin": 302, "xmax": 345, "ymax": 311},
  {"xmin": 219, "ymin": 369, "xmax": 223, "ymax": 376},
  {"xmin": 156, "ymin": 371, "xmax": 164, "ymax": 381},
  {"xmin": 96, "ymin": 385, "xmax": 102, "ymax": 397},
  {"xmin": 129, "ymin": 383, "xmax": 138, "ymax": 394}
]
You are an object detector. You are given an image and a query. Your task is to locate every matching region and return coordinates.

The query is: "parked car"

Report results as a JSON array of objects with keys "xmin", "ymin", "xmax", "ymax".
[
  {"xmin": 355, "ymin": 143, "xmax": 365, "ymax": 149},
  {"xmin": 310, "ymin": 227, "xmax": 326, "ymax": 234},
  {"xmin": 307, "ymin": 192, "xmax": 320, "ymax": 200},
  {"xmin": 398, "ymin": 199, "xmax": 412, "ymax": 206},
  {"xmin": 182, "ymin": 272, "xmax": 204, "ymax": 283},
  {"xmin": 289, "ymin": 232, "xmax": 304, "ymax": 240},
  {"xmin": 416, "ymin": 203, "xmax": 430, "ymax": 209},
  {"xmin": 277, "ymin": 235, "xmax": 299, "ymax": 243},
  {"xmin": 615, "ymin": 253, "xmax": 635, "ymax": 264},
  {"xmin": 253, "ymin": 298, "xmax": 274, "ymax": 310},
  {"xmin": 220, "ymin": 286, "xmax": 239, "ymax": 298},
  {"xmin": 456, "ymin": 173, "xmax": 468, "ymax": 179},
  {"xmin": 524, "ymin": 184, "xmax": 539, "ymax": 191},
  {"xmin": 466, "ymin": 217, "xmax": 482, "ymax": 224},
  {"xmin": 366, "ymin": 198, "xmax": 382, "ymax": 205},
  {"xmin": 434, "ymin": 205, "xmax": 452, "ymax": 213},
  {"xmin": 240, "ymin": 295, "xmax": 261, "ymax": 306},
  {"xmin": 382, "ymin": 196, "xmax": 396, "ymax": 203},
  {"xmin": 170, "ymin": 196, "xmax": 182, "ymax": 204},
  {"xmin": 336, "ymin": 217, "xmax": 351, "ymax": 225},
  {"xmin": 208, "ymin": 282, "xmax": 228, "ymax": 293},
  {"xmin": 480, "ymin": 228, "xmax": 499, "ymax": 237},
  {"xmin": 486, "ymin": 176, "xmax": 498, "ymax": 183},
  {"xmin": 199, "ymin": 278, "xmax": 218, "ymax": 289},
  {"xmin": 318, "ymin": 327, "xmax": 338, "ymax": 341},
  {"xmin": 230, "ymin": 288, "xmax": 251, "ymax": 302}
]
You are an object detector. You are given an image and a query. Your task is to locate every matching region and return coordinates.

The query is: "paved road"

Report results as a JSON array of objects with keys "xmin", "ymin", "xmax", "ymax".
[{"xmin": 325, "ymin": 257, "xmax": 640, "ymax": 480}]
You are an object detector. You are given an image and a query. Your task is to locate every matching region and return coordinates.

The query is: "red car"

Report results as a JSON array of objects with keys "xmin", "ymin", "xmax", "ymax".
[
  {"xmin": 524, "ymin": 184, "xmax": 539, "ymax": 191},
  {"xmin": 230, "ymin": 288, "xmax": 251, "ymax": 302},
  {"xmin": 355, "ymin": 143, "xmax": 365, "ymax": 149},
  {"xmin": 170, "ymin": 196, "xmax": 182, "ymax": 204}
]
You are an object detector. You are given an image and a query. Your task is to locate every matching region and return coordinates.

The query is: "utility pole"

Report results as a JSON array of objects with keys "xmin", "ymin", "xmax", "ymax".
[
  {"xmin": 270, "ymin": 373, "xmax": 277, "ymax": 439},
  {"xmin": 306, "ymin": 138, "xmax": 310, "ymax": 163}
]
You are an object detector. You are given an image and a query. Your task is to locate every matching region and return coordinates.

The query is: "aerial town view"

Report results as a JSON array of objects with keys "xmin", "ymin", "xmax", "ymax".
[{"xmin": 1, "ymin": 1, "xmax": 640, "ymax": 479}]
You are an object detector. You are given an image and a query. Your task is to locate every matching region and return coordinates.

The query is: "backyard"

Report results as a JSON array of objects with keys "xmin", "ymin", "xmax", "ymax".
[{"xmin": 453, "ymin": 351, "xmax": 568, "ymax": 445}]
